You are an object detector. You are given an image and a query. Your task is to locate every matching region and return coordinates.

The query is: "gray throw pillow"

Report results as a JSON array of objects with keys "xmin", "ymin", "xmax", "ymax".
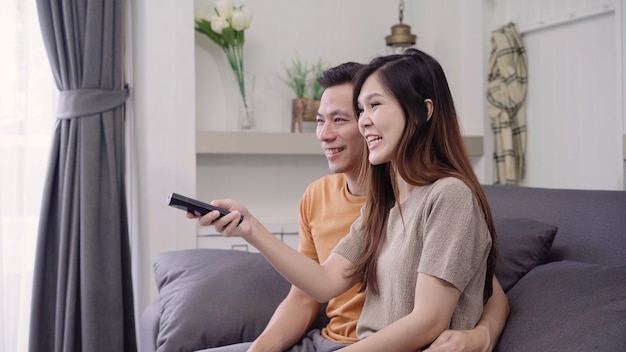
[
  {"xmin": 494, "ymin": 217, "xmax": 558, "ymax": 291},
  {"xmin": 495, "ymin": 261, "xmax": 626, "ymax": 351},
  {"xmin": 153, "ymin": 249, "xmax": 291, "ymax": 352}
]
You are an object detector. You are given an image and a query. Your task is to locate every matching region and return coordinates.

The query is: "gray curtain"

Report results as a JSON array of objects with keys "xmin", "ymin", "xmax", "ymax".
[{"xmin": 30, "ymin": 0, "xmax": 136, "ymax": 351}]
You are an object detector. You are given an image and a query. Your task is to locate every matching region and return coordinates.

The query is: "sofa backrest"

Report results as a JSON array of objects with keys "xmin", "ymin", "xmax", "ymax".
[{"xmin": 483, "ymin": 185, "xmax": 626, "ymax": 266}]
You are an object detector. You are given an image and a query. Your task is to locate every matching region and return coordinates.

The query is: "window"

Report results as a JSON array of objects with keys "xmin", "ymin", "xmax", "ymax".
[{"xmin": 0, "ymin": 0, "xmax": 56, "ymax": 350}]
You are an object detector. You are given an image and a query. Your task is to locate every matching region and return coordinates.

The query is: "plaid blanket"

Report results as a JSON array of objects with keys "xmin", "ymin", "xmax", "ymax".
[{"xmin": 487, "ymin": 22, "xmax": 528, "ymax": 185}]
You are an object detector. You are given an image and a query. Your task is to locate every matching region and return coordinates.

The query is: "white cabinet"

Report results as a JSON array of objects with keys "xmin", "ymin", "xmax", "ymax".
[{"xmin": 197, "ymin": 224, "xmax": 300, "ymax": 252}]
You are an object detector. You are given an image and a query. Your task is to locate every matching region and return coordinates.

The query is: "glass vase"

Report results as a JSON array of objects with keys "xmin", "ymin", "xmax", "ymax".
[{"xmin": 238, "ymin": 72, "xmax": 255, "ymax": 131}]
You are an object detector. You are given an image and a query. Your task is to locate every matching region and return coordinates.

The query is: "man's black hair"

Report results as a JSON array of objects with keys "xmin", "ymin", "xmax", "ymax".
[{"xmin": 317, "ymin": 62, "xmax": 365, "ymax": 89}]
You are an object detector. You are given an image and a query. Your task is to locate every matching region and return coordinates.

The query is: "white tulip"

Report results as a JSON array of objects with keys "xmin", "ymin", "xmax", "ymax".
[
  {"xmin": 215, "ymin": 0, "xmax": 234, "ymax": 20},
  {"xmin": 231, "ymin": 10, "xmax": 246, "ymax": 31},
  {"xmin": 194, "ymin": 10, "xmax": 205, "ymax": 22},
  {"xmin": 242, "ymin": 9, "xmax": 252, "ymax": 29},
  {"xmin": 210, "ymin": 16, "xmax": 229, "ymax": 34}
]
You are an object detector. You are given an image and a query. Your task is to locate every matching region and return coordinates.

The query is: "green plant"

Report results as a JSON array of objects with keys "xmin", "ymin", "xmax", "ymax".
[
  {"xmin": 281, "ymin": 56, "xmax": 329, "ymax": 100},
  {"xmin": 307, "ymin": 59, "xmax": 329, "ymax": 100},
  {"xmin": 281, "ymin": 56, "xmax": 309, "ymax": 98}
]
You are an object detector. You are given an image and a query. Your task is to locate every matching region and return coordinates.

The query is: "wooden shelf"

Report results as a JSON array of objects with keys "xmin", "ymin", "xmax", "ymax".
[{"xmin": 196, "ymin": 131, "xmax": 484, "ymax": 156}]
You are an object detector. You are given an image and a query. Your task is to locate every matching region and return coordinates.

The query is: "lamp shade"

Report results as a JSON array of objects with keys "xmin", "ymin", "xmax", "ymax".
[
  {"xmin": 385, "ymin": 0, "xmax": 417, "ymax": 54},
  {"xmin": 386, "ymin": 23, "xmax": 417, "ymax": 53}
]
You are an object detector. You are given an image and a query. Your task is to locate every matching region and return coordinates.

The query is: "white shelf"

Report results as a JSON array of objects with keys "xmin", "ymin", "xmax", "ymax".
[
  {"xmin": 196, "ymin": 131, "xmax": 484, "ymax": 156},
  {"xmin": 196, "ymin": 131, "xmax": 321, "ymax": 155}
]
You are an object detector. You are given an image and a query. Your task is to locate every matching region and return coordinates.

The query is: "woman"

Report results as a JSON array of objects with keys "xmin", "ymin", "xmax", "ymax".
[{"xmin": 201, "ymin": 49, "xmax": 498, "ymax": 351}]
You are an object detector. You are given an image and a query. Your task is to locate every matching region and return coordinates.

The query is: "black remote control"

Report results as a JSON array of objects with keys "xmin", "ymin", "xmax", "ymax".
[{"xmin": 166, "ymin": 192, "xmax": 243, "ymax": 225}]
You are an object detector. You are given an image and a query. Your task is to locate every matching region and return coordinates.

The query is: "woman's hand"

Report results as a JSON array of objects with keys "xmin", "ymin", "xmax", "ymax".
[
  {"xmin": 186, "ymin": 199, "xmax": 252, "ymax": 239},
  {"xmin": 424, "ymin": 327, "xmax": 490, "ymax": 352}
]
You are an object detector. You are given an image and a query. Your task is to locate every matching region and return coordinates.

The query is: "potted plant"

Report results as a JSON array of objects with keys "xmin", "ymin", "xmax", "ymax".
[
  {"xmin": 303, "ymin": 59, "xmax": 329, "ymax": 122},
  {"xmin": 281, "ymin": 56, "xmax": 329, "ymax": 132},
  {"xmin": 280, "ymin": 56, "xmax": 309, "ymax": 132}
]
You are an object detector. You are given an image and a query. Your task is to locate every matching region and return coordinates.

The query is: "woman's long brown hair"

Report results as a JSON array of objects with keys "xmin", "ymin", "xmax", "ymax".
[{"xmin": 351, "ymin": 49, "xmax": 498, "ymax": 303}]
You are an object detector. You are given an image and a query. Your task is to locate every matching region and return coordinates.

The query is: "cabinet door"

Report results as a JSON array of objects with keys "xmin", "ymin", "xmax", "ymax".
[
  {"xmin": 197, "ymin": 224, "xmax": 300, "ymax": 251},
  {"xmin": 197, "ymin": 234, "xmax": 288, "ymax": 252},
  {"xmin": 197, "ymin": 235, "xmax": 257, "ymax": 252}
]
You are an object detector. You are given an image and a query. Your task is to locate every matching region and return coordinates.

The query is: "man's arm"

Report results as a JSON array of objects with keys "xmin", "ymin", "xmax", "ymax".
[
  {"xmin": 424, "ymin": 277, "xmax": 509, "ymax": 352},
  {"xmin": 249, "ymin": 286, "xmax": 321, "ymax": 352}
]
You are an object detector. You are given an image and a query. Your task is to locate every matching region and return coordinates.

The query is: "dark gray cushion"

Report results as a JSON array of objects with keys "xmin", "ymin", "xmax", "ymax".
[
  {"xmin": 494, "ymin": 217, "xmax": 558, "ymax": 291},
  {"xmin": 495, "ymin": 261, "xmax": 626, "ymax": 352},
  {"xmin": 153, "ymin": 249, "xmax": 291, "ymax": 352}
]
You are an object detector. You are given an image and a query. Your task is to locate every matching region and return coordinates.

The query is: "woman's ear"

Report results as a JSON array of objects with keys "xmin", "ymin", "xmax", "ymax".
[{"xmin": 424, "ymin": 99, "xmax": 434, "ymax": 121}]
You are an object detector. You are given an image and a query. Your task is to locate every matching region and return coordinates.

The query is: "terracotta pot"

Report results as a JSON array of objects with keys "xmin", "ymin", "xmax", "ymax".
[{"xmin": 303, "ymin": 100, "xmax": 320, "ymax": 122}]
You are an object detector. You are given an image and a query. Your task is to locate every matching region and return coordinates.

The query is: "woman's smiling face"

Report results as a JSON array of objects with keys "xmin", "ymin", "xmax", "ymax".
[{"xmin": 357, "ymin": 72, "xmax": 406, "ymax": 165}]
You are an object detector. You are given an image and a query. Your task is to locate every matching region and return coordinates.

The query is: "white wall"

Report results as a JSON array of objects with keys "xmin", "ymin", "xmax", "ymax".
[
  {"xmin": 131, "ymin": 0, "xmax": 197, "ymax": 322},
  {"xmin": 497, "ymin": 0, "xmax": 624, "ymax": 190}
]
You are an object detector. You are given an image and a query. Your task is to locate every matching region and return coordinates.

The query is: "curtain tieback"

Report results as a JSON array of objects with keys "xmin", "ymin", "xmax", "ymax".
[{"xmin": 57, "ymin": 86, "xmax": 130, "ymax": 119}]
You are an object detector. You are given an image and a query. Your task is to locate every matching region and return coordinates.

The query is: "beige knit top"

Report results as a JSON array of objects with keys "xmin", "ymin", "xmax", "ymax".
[{"xmin": 333, "ymin": 177, "xmax": 491, "ymax": 340}]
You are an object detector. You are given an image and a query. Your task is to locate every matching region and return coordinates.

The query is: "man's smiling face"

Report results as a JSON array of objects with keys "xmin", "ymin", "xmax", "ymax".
[{"xmin": 315, "ymin": 83, "xmax": 365, "ymax": 178}]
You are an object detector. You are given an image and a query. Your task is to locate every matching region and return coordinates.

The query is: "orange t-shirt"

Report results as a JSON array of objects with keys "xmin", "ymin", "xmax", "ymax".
[{"xmin": 298, "ymin": 173, "xmax": 365, "ymax": 343}]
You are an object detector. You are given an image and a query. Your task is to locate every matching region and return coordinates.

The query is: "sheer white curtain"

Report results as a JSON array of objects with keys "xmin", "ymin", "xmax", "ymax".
[{"xmin": 0, "ymin": 1, "xmax": 56, "ymax": 351}]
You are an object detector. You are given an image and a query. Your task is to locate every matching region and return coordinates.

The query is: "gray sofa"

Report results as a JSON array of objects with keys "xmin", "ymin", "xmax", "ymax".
[{"xmin": 140, "ymin": 185, "xmax": 626, "ymax": 352}]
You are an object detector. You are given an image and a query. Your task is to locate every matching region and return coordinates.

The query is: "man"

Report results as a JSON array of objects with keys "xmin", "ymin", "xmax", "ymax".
[{"xmin": 204, "ymin": 62, "xmax": 509, "ymax": 352}]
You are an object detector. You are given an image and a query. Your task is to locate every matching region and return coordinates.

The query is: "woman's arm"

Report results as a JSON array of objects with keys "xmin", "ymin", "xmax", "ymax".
[
  {"xmin": 341, "ymin": 273, "xmax": 461, "ymax": 352},
  {"xmin": 199, "ymin": 199, "xmax": 357, "ymax": 302},
  {"xmin": 424, "ymin": 277, "xmax": 510, "ymax": 352}
]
